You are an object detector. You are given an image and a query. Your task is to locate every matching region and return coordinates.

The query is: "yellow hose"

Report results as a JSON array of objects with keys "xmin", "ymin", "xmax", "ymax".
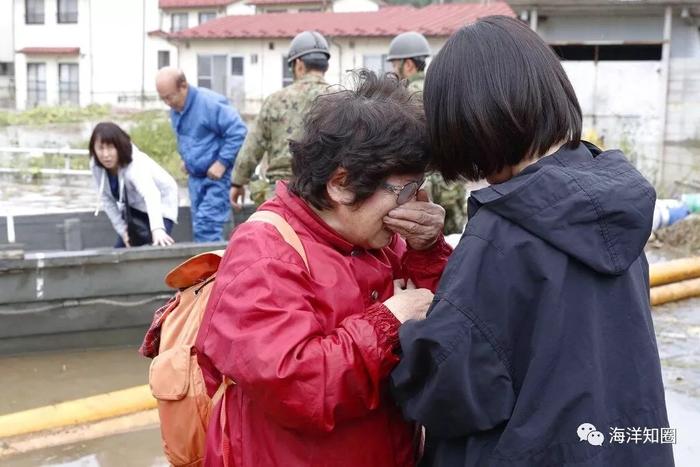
[
  {"xmin": 0, "ymin": 410, "xmax": 159, "ymax": 459},
  {"xmin": 0, "ymin": 384, "xmax": 156, "ymax": 438},
  {"xmin": 651, "ymin": 277, "xmax": 700, "ymax": 306},
  {"xmin": 649, "ymin": 257, "xmax": 700, "ymax": 287}
]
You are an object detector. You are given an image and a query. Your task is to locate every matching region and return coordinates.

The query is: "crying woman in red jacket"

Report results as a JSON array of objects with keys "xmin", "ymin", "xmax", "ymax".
[{"xmin": 195, "ymin": 71, "xmax": 451, "ymax": 467}]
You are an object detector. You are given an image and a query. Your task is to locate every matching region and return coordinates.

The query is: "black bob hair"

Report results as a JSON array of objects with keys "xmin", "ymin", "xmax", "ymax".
[
  {"xmin": 425, "ymin": 15, "xmax": 582, "ymax": 181},
  {"xmin": 89, "ymin": 122, "xmax": 133, "ymax": 168}
]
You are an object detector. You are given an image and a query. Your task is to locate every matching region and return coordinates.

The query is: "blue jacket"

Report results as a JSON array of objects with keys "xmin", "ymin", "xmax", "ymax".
[
  {"xmin": 170, "ymin": 86, "xmax": 247, "ymax": 178},
  {"xmin": 392, "ymin": 143, "xmax": 674, "ymax": 466}
]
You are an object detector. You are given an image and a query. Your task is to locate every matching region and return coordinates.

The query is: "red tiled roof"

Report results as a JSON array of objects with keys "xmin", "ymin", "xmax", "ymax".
[
  {"xmin": 148, "ymin": 29, "xmax": 170, "ymax": 38},
  {"xmin": 171, "ymin": 3, "xmax": 515, "ymax": 39},
  {"xmin": 247, "ymin": 0, "xmax": 328, "ymax": 5},
  {"xmin": 18, "ymin": 47, "xmax": 80, "ymax": 55},
  {"xmin": 160, "ymin": 0, "xmax": 234, "ymax": 9}
]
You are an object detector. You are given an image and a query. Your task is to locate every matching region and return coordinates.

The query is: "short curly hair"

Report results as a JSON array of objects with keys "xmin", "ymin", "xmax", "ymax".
[{"xmin": 289, "ymin": 70, "xmax": 429, "ymax": 210}]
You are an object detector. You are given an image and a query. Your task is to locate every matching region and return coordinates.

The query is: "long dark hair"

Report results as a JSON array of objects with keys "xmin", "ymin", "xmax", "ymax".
[
  {"xmin": 425, "ymin": 15, "xmax": 582, "ymax": 181},
  {"xmin": 89, "ymin": 122, "xmax": 133, "ymax": 168}
]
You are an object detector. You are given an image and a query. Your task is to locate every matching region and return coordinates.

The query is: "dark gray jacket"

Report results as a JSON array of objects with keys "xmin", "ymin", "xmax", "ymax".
[{"xmin": 392, "ymin": 143, "xmax": 674, "ymax": 467}]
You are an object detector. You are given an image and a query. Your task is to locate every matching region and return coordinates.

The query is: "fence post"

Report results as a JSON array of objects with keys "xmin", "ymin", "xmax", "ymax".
[{"xmin": 63, "ymin": 218, "xmax": 83, "ymax": 251}]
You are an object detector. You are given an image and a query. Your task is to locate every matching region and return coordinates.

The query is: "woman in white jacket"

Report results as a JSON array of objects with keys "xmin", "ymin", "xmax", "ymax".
[{"xmin": 90, "ymin": 122, "xmax": 179, "ymax": 247}]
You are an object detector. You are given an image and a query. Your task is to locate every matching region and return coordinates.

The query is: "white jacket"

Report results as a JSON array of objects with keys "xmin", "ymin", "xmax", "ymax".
[{"xmin": 92, "ymin": 144, "xmax": 179, "ymax": 236}]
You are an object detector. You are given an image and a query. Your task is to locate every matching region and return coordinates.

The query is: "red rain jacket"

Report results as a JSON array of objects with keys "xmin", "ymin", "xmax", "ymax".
[{"xmin": 195, "ymin": 182, "xmax": 451, "ymax": 466}]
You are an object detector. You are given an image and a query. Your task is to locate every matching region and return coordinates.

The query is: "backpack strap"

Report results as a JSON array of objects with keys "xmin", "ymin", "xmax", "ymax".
[
  {"xmin": 216, "ymin": 211, "xmax": 306, "ymax": 465},
  {"xmin": 247, "ymin": 210, "xmax": 309, "ymax": 272},
  {"xmin": 164, "ymin": 250, "xmax": 226, "ymax": 289}
]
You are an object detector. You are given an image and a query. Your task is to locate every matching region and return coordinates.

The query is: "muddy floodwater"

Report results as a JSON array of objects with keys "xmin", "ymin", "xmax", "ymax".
[
  {"xmin": 1, "ymin": 347, "xmax": 167, "ymax": 466},
  {"xmin": 1, "ymin": 280, "xmax": 699, "ymax": 466},
  {"xmin": 0, "ymin": 174, "xmax": 190, "ymax": 215},
  {"xmin": 5, "ymin": 426, "xmax": 167, "ymax": 467}
]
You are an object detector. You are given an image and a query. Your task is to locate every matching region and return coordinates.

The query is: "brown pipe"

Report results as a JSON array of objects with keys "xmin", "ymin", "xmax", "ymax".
[
  {"xmin": 650, "ymin": 277, "xmax": 700, "ymax": 306},
  {"xmin": 649, "ymin": 257, "xmax": 700, "ymax": 287}
]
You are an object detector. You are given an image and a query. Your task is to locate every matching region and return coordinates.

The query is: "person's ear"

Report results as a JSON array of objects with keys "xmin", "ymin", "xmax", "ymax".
[
  {"xmin": 405, "ymin": 59, "xmax": 417, "ymax": 75},
  {"xmin": 326, "ymin": 168, "xmax": 354, "ymax": 205},
  {"xmin": 294, "ymin": 59, "xmax": 306, "ymax": 77}
]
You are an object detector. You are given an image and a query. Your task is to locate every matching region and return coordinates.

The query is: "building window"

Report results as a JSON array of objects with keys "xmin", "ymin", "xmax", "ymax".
[
  {"xmin": 299, "ymin": 8, "xmax": 322, "ymax": 12},
  {"xmin": 57, "ymin": 0, "xmax": 78, "ymax": 23},
  {"xmin": 58, "ymin": 63, "xmax": 79, "ymax": 106},
  {"xmin": 25, "ymin": 0, "xmax": 45, "ymax": 24},
  {"xmin": 197, "ymin": 54, "xmax": 227, "ymax": 95},
  {"xmin": 552, "ymin": 44, "xmax": 662, "ymax": 61},
  {"xmin": 363, "ymin": 54, "xmax": 392, "ymax": 74},
  {"xmin": 171, "ymin": 13, "xmax": 188, "ymax": 32},
  {"xmin": 267, "ymin": 9, "xmax": 287, "ymax": 13},
  {"xmin": 158, "ymin": 50, "xmax": 170, "ymax": 69},
  {"xmin": 27, "ymin": 63, "xmax": 47, "ymax": 107},
  {"xmin": 231, "ymin": 57, "xmax": 244, "ymax": 76},
  {"xmin": 198, "ymin": 11, "xmax": 216, "ymax": 24},
  {"xmin": 0, "ymin": 62, "xmax": 14, "ymax": 76},
  {"xmin": 282, "ymin": 56, "xmax": 293, "ymax": 87},
  {"xmin": 198, "ymin": 55, "xmax": 213, "ymax": 89}
]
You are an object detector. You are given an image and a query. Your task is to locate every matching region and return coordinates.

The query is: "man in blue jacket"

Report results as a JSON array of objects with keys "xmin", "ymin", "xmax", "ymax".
[{"xmin": 156, "ymin": 67, "xmax": 247, "ymax": 242}]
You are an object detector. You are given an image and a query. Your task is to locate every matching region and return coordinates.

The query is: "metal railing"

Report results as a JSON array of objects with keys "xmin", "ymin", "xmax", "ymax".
[{"xmin": 0, "ymin": 146, "xmax": 90, "ymax": 176}]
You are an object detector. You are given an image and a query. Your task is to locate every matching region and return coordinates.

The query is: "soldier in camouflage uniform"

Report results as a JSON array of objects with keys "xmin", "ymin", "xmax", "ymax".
[
  {"xmin": 230, "ymin": 31, "xmax": 330, "ymax": 208},
  {"xmin": 387, "ymin": 31, "xmax": 467, "ymax": 234}
]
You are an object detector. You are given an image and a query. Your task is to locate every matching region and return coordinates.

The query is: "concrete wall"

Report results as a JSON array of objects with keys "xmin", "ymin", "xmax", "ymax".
[
  {"xmin": 531, "ymin": 9, "xmax": 700, "ymax": 192},
  {"xmin": 671, "ymin": 16, "xmax": 700, "ymax": 58},
  {"xmin": 667, "ymin": 57, "xmax": 700, "ymax": 142},
  {"xmin": 538, "ymin": 15, "xmax": 665, "ymax": 43}
]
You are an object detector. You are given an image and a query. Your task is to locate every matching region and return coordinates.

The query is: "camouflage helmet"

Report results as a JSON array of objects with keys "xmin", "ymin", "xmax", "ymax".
[
  {"xmin": 386, "ymin": 31, "xmax": 431, "ymax": 61},
  {"xmin": 287, "ymin": 31, "xmax": 331, "ymax": 65}
]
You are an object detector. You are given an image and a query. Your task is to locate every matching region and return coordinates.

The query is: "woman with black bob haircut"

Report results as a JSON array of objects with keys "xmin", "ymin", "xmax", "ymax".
[
  {"xmin": 392, "ymin": 16, "xmax": 673, "ymax": 467},
  {"xmin": 90, "ymin": 122, "xmax": 179, "ymax": 247},
  {"xmin": 195, "ymin": 71, "xmax": 452, "ymax": 466}
]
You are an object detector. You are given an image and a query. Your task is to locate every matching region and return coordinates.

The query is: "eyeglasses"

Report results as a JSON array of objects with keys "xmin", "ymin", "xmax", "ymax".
[{"xmin": 382, "ymin": 178, "xmax": 424, "ymax": 205}]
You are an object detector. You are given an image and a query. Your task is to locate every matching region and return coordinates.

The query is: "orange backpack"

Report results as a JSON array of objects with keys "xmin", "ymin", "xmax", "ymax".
[{"xmin": 145, "ymin": 211, "xmax": 309, "ymax": 467}]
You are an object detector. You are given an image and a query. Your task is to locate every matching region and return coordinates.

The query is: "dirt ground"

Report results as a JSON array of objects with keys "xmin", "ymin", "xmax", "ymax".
[{"xmin": 653, "ymin": 215, "xmax": 700, "ymax": 253}]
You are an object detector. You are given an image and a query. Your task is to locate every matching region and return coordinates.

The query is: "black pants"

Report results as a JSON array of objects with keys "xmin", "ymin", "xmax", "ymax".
[{"xmin": 114, "ymin": 209, "xmax": 175, "ymax": 248}]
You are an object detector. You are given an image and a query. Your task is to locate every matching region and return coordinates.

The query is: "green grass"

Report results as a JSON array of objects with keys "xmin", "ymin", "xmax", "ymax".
[
  {"xmin": 129, "ymin": 116, "xmax": 184, "ymax": 181},
  {"xmin": 0, "ymin": 104, "xmax": 113, "ymax": 126}
]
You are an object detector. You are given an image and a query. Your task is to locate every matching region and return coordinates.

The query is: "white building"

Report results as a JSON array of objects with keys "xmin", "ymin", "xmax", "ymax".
[
  {"xmin": 167, "ymin": 2, "xmax": 515, "ymax": 113},
  {"xmin": 509, "ymin": 0, "xmax": 700, "ymax": 191},
  {"xmin": 4, "ymin": 0, "xmax": 389, "ymax": 110},
  {"xmin": 7, "ymin": 0, "xmax": 256, "ymax": 110}
]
